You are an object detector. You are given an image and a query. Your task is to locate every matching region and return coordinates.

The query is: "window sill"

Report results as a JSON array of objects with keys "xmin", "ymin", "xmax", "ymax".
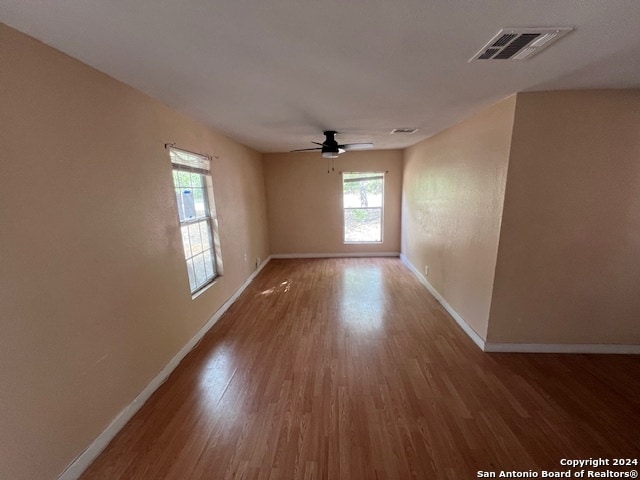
[
  {"xmin": 191, "ymin": 275, "xmax": 221, "ymax": 299},
  {"xmin": 343, "ymin": 241, "xmax": 383, "ymax": 245}
]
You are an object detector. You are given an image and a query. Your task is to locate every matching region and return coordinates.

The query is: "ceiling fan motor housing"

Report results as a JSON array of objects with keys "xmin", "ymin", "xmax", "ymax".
[{"xmin": 322, "ymin": 131, "xmax": 340, "ymax": 153}]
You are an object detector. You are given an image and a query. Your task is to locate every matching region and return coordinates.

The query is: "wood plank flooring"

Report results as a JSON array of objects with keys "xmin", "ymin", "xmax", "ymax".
[{"xmin": 80, "ymin": 258, "xmax": 640, "ymax": 479}]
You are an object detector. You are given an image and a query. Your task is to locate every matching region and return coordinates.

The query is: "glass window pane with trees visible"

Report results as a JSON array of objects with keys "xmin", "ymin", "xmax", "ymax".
[
  {"xmin": 342, "ymin": 172, "xmax": 384, "ymax": 243},
  {"xmin": 169, "ymin": 148, "xmax": 221, "ymax": 294}
]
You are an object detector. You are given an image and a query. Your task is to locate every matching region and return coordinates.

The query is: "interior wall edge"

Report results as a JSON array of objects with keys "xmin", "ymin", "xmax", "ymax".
[
  {"xmin": 400, "ymin": 254, "xmax": 486, "ymax": 350},
  {"xmin": 57, "ymin": 256, "xmax": 273, "ymax": 480}
]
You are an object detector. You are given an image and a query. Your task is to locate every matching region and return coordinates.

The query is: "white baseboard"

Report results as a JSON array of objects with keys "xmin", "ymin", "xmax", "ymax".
[
  {"xmin": 271, "ymin": 252, "xmax": 400, "ymax": 259},
  {"xmin": 58, "ymin": 256, "xmax": 272, "ymax": 480},
  {"xmin": 484, "ymin": 342, "xmax": 640, "ymax": 354},
  {"xmin": 400, "ymin": 254, "xmax": 486, "ymax": 350},
  {"xmin": 400, "ymin": 255, "xmax": 640, "ymax": 355}
]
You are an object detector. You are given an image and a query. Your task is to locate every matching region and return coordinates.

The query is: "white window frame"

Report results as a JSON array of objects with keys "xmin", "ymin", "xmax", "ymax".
[
  {"xmin": 342, "ymin": 171, "xmax": 385, "ymax": 244},
  {"xmin": 168, "ymin": 146, "xmax": 222, "ymax": 295}
]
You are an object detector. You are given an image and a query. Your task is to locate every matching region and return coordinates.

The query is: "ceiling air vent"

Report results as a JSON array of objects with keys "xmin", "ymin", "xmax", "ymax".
[
  {"xmin": 469, "ymin": 27, "xmax": 574, "ymax": 61},
  {"xmin": 390, "ymin": 128, "xmax": 418, "ymax": 134}
]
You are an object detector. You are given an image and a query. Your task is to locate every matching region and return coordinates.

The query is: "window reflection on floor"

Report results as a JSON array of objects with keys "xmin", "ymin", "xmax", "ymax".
[
  {"xmin": 260, "ymin": 279, "xmax": 291, "ymax": 296},
  {"xmin": 339, "ymin": 264, "xmax": 384, "ymax": 333}
]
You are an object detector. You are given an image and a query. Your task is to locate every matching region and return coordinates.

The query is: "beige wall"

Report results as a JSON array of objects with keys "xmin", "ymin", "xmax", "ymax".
[
  {"xmin": 263, "ymin": 150, "xmax": 403, "ymax": 254},
  {"xmin": 487, "ymin": 90, "xmax": 640, "ymax": 344},
  {"xmin": 0, "ymin": 24, "xmax": 269, "ymax": 480},
  {"xmin": 402, "ymin": 97, "xmax": 516, "ymax": 339}
]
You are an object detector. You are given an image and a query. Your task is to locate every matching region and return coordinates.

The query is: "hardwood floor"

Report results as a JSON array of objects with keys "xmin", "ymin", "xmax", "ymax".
[{"xmin": 81, "ymin": 258, "xmax": 640, "ymax": 479}]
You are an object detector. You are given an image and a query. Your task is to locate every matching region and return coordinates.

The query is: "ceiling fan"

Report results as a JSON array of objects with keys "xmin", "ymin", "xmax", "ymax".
[{"xmin": 291, "ymin": 131, "xmax": 373, "ymax": 158}]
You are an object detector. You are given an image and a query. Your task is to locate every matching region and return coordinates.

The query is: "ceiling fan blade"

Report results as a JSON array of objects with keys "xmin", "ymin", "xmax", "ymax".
[
  {"xmin": 291, "ymin": 147, "xmax": 322, "ymax": 152},
  {"xmin": 312, "ymin": 142, "xmax": 326, "ymax": 147},
  {"xmin": 341, "ymin": 143, "xmax": 374, "ymax": 151}
]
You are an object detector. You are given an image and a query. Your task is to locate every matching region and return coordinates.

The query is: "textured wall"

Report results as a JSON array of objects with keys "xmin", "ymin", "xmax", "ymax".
[
  {"xmin": 487, "ymin": 90, "xmax": 640, "ymax": 344},
  {"xmin": 0, "ymin": 24, "xmax": 269, "ymax": 480},
  {"xmin": 402, "ymin": 97, "xmax": 516, "ymax": 339},
  {"xmin": 263, "ymin": 150, "xmax": 403, "ymax": 255}
]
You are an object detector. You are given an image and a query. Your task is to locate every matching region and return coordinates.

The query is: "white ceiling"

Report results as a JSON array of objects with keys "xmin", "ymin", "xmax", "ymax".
[{"xmin": 2, "ymin": 1, "xmax": 640, "ymax": 153}]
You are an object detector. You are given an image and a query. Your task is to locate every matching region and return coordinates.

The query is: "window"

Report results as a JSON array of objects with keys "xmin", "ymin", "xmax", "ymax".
[
  {"xmin": 342, "ymin": 172, "xmax": 384, "ymax": 243},
  {"xmin": 169, "ymin": 147, "xmax": 221, "ymax": 294}
]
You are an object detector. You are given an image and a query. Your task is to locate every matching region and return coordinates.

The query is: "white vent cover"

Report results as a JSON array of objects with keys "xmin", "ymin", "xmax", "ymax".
[
  {"xmin": 390, "ymin": 128, "xmax": 418, "ymax": 134},
  {"xmin": 469, "ymin": 27, "xmax": 574, "ymax": 61}
]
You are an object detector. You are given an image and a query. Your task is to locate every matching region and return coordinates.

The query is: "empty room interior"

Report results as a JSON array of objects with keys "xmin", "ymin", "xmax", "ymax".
[{"xmin": 1, "ymin": 1, "xmax": 640, "ymax": 479}]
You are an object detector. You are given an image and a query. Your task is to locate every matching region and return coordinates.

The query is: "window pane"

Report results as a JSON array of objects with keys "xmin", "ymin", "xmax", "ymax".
[
  {"xmin": 344, "ymin": 208, "xmax": 382, "ymax": 242},
  {"xmin": 186, "ymin": 258, "xmax": 196, "ymax": 292},
  {"xmin": 189, "ymin": 172, "xmax": 201, "ymax": 188},
  {"xmin": 363, "ymin": 179, "xmax": 383, "ymax": 207},
  {"xmin": 342, "ymin": 172, "xmax": 384, "ymax": 243},
  {"xmin": 174, "ymin": 170, "xmax": 191, "ymax": 188},
  {"xmin": 193, "ymin": 253, "xmax": 208, "ymax": 288},
  {"xmin": 203, "ymin": 249, "xmax": 216, "ymax": 278},
  {"xmin": 180, "ymin": 225, "xmax": 192, "ymax": 259},
  {"xmin": 199, "ymin": 221, "xmax": 212, "ymax": 250},
  {"xmin": 192, "ymin": 187, "xmax": 207, "ymax": 219},
  {"xmin": 188, "ymin": 223, "xmax": 204, "ymax": 256},
  {"xmin": 343, "ymin": 175, "xmax": 383, "ymax": 208}
]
